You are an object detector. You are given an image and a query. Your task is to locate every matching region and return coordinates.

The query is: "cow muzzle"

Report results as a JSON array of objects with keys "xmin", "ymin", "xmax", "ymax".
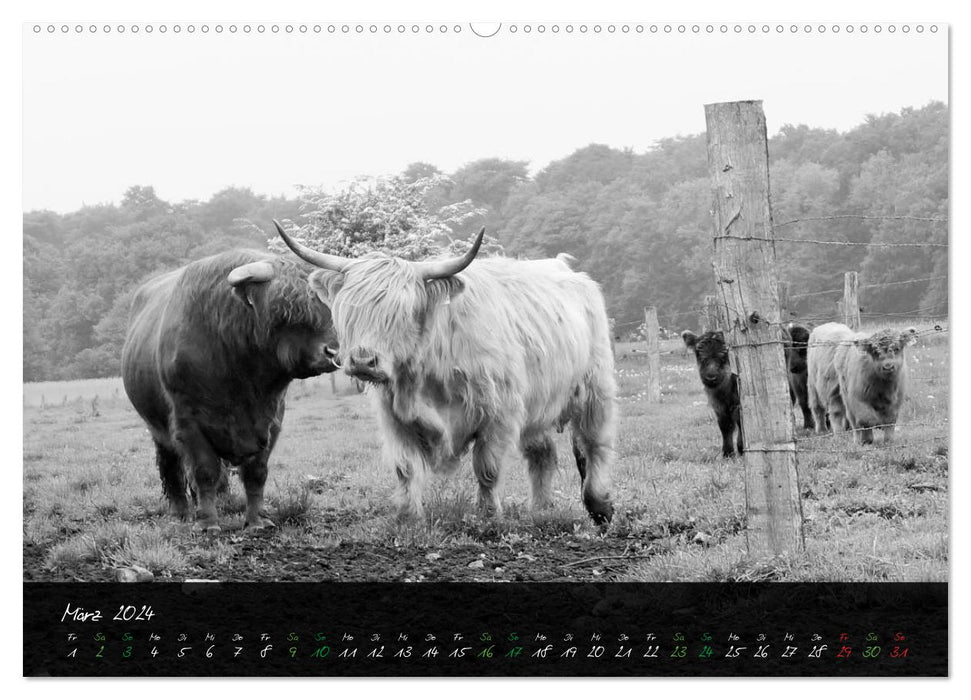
[{"xmin": 346, "ymin": 347, "xmax": 388, "ymax": 383}]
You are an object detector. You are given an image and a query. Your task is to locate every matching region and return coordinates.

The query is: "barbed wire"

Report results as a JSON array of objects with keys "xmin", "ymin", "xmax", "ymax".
[
  {"xmin": 794, "ymin": 420, "xmax": 946, "ymax": 444},
  {"xmin": 724, "ymin": 326, "xmax": 947, "ymax": 350},
  {"xmin": 860, "ymin": 306, "xmax": 948, "ymax": 318},
  {"xmin": 620, "ymin": 290, "xmax": 946, "ymax": 339},
  {"xmin": 796, "ymin": 433, "xmax": 947, "ymax": 454},
  {"xmin": 774, "ymin": 214, "xmax": 948, "ymax": 227},
  {"xmin": 713, "ymin": 235, "xmax": 948, "ymax": 248},
  {"xmin": 787, "ymin": 318, "xmax": 946, "ymax": 329},
  {"xmin": 615, "ymin": 214, "xmax": 947, "ymax": 338},
  {"xmin": 745, "ymin": 435, "xmax": 948, "ymax": 455},
  {"xmin": 693, "ymin": 294, "xmax": 947, "ymax": 336},
  {"xmin": 786, "ymin": 309, "xmax": 949, "ymax": 326},
  {"xmin": 617, "ymin": 212, "xmax": 950, "ymax": 455},
  {"xmin": 691, "ymin": 297, "xmax": 947, "ymax": 319},
  {"xmin": 789, "ymin": 275, "xmax": 948, "ymax": 301},
  {"xmin": 690, "ymin": 308, "xmax": 948, "ymax": 326},
  {"xmin": 615, "ymin": 347, "xmax": 946, "ymax": 448}
]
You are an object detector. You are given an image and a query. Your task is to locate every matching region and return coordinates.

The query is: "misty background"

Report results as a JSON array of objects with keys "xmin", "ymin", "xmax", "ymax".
[
  {"xmin": 22, "ymin": 26, "xmax": 948, "ymax": 382},
  {"xmin": 23, "ymin": 101, "xmax": 948, "ymax": 381}
]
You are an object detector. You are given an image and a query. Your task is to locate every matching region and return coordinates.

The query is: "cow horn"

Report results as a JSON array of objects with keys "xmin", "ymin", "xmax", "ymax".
[
  {"xmin": 228, "ymin": 261, "xmax": 275, "ymax": 286},
  {"xmin": 273, "ymin": 220, "xmax": 352, "ymax": 273},
  {"xmin": 414, "ymin": 227, "xmax": 486, "ymax": 281}
]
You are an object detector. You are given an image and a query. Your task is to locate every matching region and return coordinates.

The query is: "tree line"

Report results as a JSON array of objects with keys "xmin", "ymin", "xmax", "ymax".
[{"xmin": 23, "ymin": 101, "xmax": 948, "ymax": 382}]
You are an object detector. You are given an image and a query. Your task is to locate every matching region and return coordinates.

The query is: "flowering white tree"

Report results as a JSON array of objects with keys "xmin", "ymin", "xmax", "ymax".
[{"xmin": 268, "ymin": 174, "xmax": 502, "ymax": 260}]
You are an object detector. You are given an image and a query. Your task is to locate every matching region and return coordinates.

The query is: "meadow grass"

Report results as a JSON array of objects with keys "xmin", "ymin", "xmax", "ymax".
[{"xmin": 23, "ymin": 322, "xmax": 948, "ymax": 582}]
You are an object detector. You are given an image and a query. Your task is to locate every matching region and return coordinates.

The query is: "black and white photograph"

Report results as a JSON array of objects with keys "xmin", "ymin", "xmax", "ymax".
[{"xmin": 18, "ymin": 11, "xmax": 951, "ymax": 678}]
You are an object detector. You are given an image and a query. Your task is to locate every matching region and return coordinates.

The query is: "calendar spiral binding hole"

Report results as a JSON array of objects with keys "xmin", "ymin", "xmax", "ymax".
[{"xmin": 32, "ymin": 23, "xmax": 940, "ymax": 36}]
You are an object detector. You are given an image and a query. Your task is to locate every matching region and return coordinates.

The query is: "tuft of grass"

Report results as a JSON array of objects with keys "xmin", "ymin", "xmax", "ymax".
[
  {"xmin": 87, "ymin": 519, "xmax": 137, "ymax": 550},
  {"xmin": 217, "ymin": 490, "xmax": 248, "ymax": 517},
  {"xmin": 106, "ymin": 529, "xmax": 187, "ymax": 575},
  {"xmin": 186, "ymin": 540, "xmax": 237, "ymax": 569},
  {"xmin": 44, "ymin": 534, "xmax": 100, "ymax": 569},
  {"xmin": 24, "ymin": 516, "xmax": 63, "ymax": 547},
  {"xmin": 271, "ymin": 483, "xmax": 315, "ymax": 527}
]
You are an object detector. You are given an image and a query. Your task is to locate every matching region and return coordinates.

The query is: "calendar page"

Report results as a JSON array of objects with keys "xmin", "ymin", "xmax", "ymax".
[{"xmin": 21, "ymin": 19, "xmax": 948, "ymax": 677}]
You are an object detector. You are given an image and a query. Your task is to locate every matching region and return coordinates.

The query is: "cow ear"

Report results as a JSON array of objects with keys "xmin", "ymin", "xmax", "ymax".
[
  {"xmin": 231, "ymin": 286, "xmax": 259, "ymax": 309},
  {"xmin": 681, "ymin": 330, "xmax": 698, "ymax": 349},
  {"xmin": 426, "ymin": 276, "xmax": 466, "ymax": 304},
  {"xmin": 228, "ymin": 261, "xmax": 275, "ymax": 310},
  {"xmin": 308, "ymin": 270, "xmax": 345, "ymax": 304},
  {"xmin": 900, "ymin": 328, "xmax": 919, "ymax": 346}
]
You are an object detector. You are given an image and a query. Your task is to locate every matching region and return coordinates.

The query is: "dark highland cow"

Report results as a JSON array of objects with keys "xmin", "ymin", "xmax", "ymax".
[
  {"xmin": 276, "ymin": 222, "xmax": 617, "ymax": 525},
  {"xmin": 121, "ymin": 250, "xmax": 339, "ymax": 533},
  {"xmin": 681, "ymin": 330, "xmax": 743, "ymax": 458},
  {"xmin": 783, "ymin": 322, "xmax": 815, "ymax": 430}
]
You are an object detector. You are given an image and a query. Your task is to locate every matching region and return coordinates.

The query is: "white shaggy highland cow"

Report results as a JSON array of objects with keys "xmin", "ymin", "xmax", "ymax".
[
  {"xmin": 275, "ymin": 222, "xmax": 617, "ymax": 524},
  {"xmin": 807, "ymin": 322, "xmax": 917, "ymax": 444}
]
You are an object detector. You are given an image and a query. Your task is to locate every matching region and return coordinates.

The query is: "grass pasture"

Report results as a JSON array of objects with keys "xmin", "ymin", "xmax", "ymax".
[{"xmin": 23, "ymin": 323, "xmax": 948, "ymax": 582}]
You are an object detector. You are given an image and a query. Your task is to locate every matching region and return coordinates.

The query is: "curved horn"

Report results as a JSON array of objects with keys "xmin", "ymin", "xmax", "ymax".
[
  {"xmin": 228, "ymin": 261, "xmax": 275, "ymax": 287},
  {"xmin": 273, "ymin": 220, "xmax": 352, "ymax": 273},
  {"xmin": 414, "ymin": 227, "xmax": 486, "ymax": 281}
]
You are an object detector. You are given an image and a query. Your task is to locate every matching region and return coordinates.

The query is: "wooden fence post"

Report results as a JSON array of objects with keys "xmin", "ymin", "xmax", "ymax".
[
  {"xmin": 700, "ymin": 296, "xmax": 713, "ymax": 331},
  {"xmin": 843, "ymin": 271, "xmax": 860, "ymax": 330},
  {"xmin": 778, "ymin": 281, "xmax": 790, "ymax": 324},
  {"xmin": 643, "ymin": 306, "xmax": 662, "ymax": 402},
  {"xmin": 704, "ymin": 295, "xmax": 723, "ymax": 331},
  {"xmin": 705, "ymin": 100, "xmax": 804, "ymax": 557}
]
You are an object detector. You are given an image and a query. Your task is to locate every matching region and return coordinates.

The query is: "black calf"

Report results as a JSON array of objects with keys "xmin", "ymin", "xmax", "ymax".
[
  {"xmin": 783, "ymin": 323, "xmax": 815, "ymax": 430},
  {"xmin": 681, "ymin": 330, "xmax": 743, "ymax": 458}
]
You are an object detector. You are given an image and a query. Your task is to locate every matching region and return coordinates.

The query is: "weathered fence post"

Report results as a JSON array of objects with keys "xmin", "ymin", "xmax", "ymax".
[
  {"xmin": 643, "ymin": 306, "xmax": 662, "ymax": 402},
  {"xmin": 778, "ymin": 281, "xmax": 790, "ymax": 323},
  {"xmin": 700, "ymin": 296, "xmax": 713, "ymax": 331},
  {"xmin": 705, "ymin": 100, "xmax": 804, "ymax": 557},
  {"xmin": 703, "ymin": 295, "xmax": 724, "ymax": 331},
  {"xmin": 330, "ymin": 373, "xmax": 337, "ymax": 396},
  {"xmin": 843, "ymin": 271, "xmax": 860, "ymax": 330}
]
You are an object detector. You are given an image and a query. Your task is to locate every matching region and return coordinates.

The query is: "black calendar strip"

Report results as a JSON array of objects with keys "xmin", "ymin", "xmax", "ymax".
[{"xmin": 24, "ymin": 582, "xmax": 947, "ymax": 676}]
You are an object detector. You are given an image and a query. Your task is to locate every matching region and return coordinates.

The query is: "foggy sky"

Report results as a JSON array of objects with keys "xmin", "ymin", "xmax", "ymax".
[{"xmin": 22, "ymin": 23, "xmax": 947, "ymax": 213}]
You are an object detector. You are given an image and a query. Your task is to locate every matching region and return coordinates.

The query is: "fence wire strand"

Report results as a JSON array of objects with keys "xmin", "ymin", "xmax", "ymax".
[
  {"xmin": 615, "ymin": 209, "xmax": 947, "ymax": 458},
  {"xmin": 789, "ymin": 275, "xmax": 948, "ymax": 301},
  {"xmin": 713, "ymin": 235, "xmax": 948, "ymax": 248},
  {"xmin": 775, "ymin": 214, "xmax": 948, "ymax": 227}
]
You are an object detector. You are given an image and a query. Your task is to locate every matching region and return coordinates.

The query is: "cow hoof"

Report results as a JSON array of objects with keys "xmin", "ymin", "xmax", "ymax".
[
  {"xmin": 192, "ymin": 521, "xmax": 222, "ymax": 536},
  {"xmin": 586, "ymin": 501, "xmax": 614, "ymax": 527},
  {"xmin": 244, "ymin": 517, "xmax": 276, "ymax": 531},
  {"xmin": 477, "ymin": 507, "xmax": 502, "ymax": 521},
  {"xmin": 395, "ymin": 504, "xmax": 425, "ymax": 523},
  {"xmin": 170, "ymin": 508, "xmax": 191, "ymax": 522}
]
